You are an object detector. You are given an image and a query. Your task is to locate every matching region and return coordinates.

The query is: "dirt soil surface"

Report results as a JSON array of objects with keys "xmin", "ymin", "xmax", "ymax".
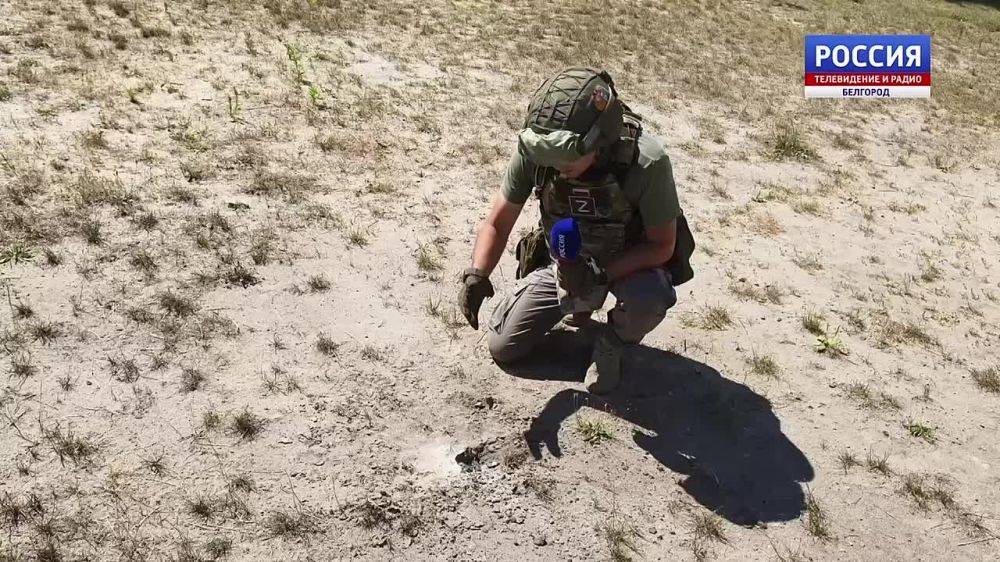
[{"xmin": 1, "ymin": 1, "xmax": 999, "ymax": 560}]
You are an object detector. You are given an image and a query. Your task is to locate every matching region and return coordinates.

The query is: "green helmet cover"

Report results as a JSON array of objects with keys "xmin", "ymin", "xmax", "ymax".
[{"xmin": 521, "ymin": 67, "xmax": 624, "ymax": 164}]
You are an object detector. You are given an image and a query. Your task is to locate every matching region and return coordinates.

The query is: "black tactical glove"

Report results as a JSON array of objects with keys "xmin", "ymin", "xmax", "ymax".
[
  {"xmin": 458, "ymin": 267, "xmax": 494, "ymax": 330},
  {"xmin": 557, "ymin": 259, "xmax": 608, "ymax": 296}
]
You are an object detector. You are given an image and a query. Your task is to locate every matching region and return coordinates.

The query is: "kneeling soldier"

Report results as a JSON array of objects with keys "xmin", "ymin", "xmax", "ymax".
[{"xmin": 459, "ymin": 67, "xmax": 694, "ymax": 394}]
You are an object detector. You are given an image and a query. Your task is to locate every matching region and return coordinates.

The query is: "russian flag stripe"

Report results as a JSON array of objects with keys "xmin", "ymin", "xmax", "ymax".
[{"xmin": 804, "ymin": 73, "xmax": 931, "ymax": 86}]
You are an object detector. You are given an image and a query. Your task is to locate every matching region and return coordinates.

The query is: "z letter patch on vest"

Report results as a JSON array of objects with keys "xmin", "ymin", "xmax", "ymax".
[{"xmin": 569, "ymin": 195, "xmax": 597, "ymax": 218}]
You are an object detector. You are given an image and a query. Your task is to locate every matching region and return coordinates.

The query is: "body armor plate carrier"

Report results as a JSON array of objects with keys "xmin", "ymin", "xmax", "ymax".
[{"xmin": 529, "ymin": 111, "xmax": 695, "ymax": 285}]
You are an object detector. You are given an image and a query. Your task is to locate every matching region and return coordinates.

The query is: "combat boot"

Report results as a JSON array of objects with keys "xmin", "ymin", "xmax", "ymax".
[{"xmin": 584, "ymin": 328, "xmax": 624, "ymax": 394}]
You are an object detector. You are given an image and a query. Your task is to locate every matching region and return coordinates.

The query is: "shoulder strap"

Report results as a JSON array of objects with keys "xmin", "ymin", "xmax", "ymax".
[{"xmin": 607, "ymin": 110, "xmax": 642, "ymax": 186}]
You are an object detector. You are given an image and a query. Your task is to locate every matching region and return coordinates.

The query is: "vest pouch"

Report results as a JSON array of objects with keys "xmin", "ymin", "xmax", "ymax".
[
  {"xmin": 666, "ymin": 213, "xmax": 696, "ymax": 286},
  {"xmin": 515, "ymin": 226, "xmax": 551, "ymax": 279},
  {"xmin": 578, "ymin": 222, "xmax": 626, "ymax": 267}
]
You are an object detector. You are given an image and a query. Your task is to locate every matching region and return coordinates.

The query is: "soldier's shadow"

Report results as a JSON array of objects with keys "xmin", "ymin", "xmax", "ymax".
[{"xmin": 502, "ymin": 330, "xmax": 814, "ymax": 526}]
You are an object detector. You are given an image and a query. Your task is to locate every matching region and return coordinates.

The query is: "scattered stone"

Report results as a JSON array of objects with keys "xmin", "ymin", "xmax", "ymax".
[{"xmin": 455, "ymin": 442, "xmax": 486, "ymax": 469}]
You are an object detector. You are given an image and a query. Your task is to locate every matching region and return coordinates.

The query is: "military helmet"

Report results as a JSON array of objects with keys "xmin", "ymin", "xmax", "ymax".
[{"xmin": 523, "ymin": 67, "xmax": 624, "ymax": 156}]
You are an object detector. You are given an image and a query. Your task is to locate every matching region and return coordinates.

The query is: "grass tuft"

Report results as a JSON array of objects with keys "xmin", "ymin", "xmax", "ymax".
[
  {"xmin": 904, "ymin": 420, "xmax": 936, "ymax": 444},
  {"xmin": 142, "ymin": 453, "xmax": 167, "ymax": 476},
  {"xmin": 223, "ymin": 262, "xmax": 262, "ymax": 288},
  {"xmin": 246, "ymin": 170, "xmax": 317, "ymax": 200},
  {"xmin": 682, "ymin": 305, "xmax": 732, "ymax": 331},
  {"xmin": 315, "ymin": 334, "xmax": 339, "ymax": 356},
  {"xmin": 838, "ymin": 451, "xmax": 860, "ymax": 473},
  {"xmin": 228, "ymin": 474, "xmax": 255, "ymax": 493},
  {"xmin": 801, "ymin": 310, "xmax": 825, "ymax": 335},
  {"xmin": 249, "ymin": 230, "xmax": 276, "ymax": 265},
  {"xmin": 767, "ymin": 122, "xmax": 818, "ymax": 161},
  {"xmin": 692, "ymin": 513, "xmax": 727, "ymax": 543},
  {"xmin": 360, "ymin": 344, "xmax": 386, "ymax": 362},
  {"xmin": 230, "ymin": 409, "xmax": 264, "ymax": 441},
  {"xmin": 189, "ymin": 496, "xmax": 215, "ymax": 520},
  {"xmin": 108, "ymin": 356, "xmax": 140, "ymax": 383},
  {"xmin": 865, "ymin": 450, "xmax": 891, "ymax": 475},
  {"xmin": 875, "ymin": 314, "xmax": 937, "ymax": 348},
  {"xmin": 202, "ymin": 410, "xmax": 223, "ymax": 431},
  {"xmin": 130, "ymin": 249, "xmax": 158, "ymax": 278},
  {"xmin": 0, "ymin": 243, "xmax": 35, "ymax": 266},
  {"xmin": 792, "ymin": 253, "xmax": 823, "ymax": 272},
  {"xmin": 748, "ymin": 353, "xmax": 779, "ymax": 379},
  {"xmin": 204, "ymin": 537, "xmax": 232, "ymax": 560},
  {"xmin": 42, "ymin": 423, "xmax": 99, "ymax": 467},
  {"xmin": 346, "ymin": 225, "xmax": 371, "ymax": 247},
  {"xmin": 804, "ymin": 491, "xmax": 831, "ymax": 539},
  {"xmin": 970, "ymin": 366, "xmax": 999, "ymax": 393},
  {"xmin": 599, "ymin": 515, "xmax": 642, "ymax": 562},
  {"xmin": 158, "ymin": 290, "xmax": 197, "ymax": 317},
  {"xmin": 29, "ymin": 321, "xmax": 61, "ymax": 344},
  {"xmin": 11, "ymin": 355, "xmax": 37, "ymax": 378},
  {"xmin": 845, "ymin": 383, "xmax": 900, "ymax": 411},
  {"xmin": 13, "ymin": 300, "xmax": 33, "ymax": 319},
  {"xmin": 416, "ymin": 244, "xmax": 444, "ymax": 273},
  {"xmin": 729, "ymin": 280, "xmax": 784, "ymax": 304},
  {"xmin": 181, "ymin": 368, "xmax": 206, "ymax": 392},
  {"xmin": 69, "ymin": 171, "xmax": 136, "ymax": 210},
  {"xmin": 265, "ymin": 510, "xmax": 315, "ymax": 538},
  {"xmin": 902, "ymin": 473, "xmax": 955, "ymax": 511},
  {"xmin": 576, "ymin": 417, "xmax": 613, "ymax": 444},
  {"xmin": 307, "ymin": 274, "xmax": 331, "ymax": 292}
]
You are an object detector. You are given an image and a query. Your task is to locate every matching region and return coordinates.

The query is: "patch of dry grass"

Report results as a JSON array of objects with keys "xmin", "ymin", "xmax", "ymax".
[
  {"xmin": 245, "ymin": 170, "xmax": 318, "ymax": 201},
  {"xmin": 681, "ymin": 305, "xmax": 733, "ymax": 331},
  {"xmin": 729, "ymin": 280, "xmax": 784, "ymax": 305},
  {"xmin": 792, "ymin": 252, "xmax": 823, "ymax": 272},
  {"xmin": 0, "ymin": 0, "xmax": 996, "ymax": 558},
  {"xmin": 692, "ymin": 513, "xmax": 727, "ymax": 543},
  {"xmin": 748, "ymin": 211, "xmax": 784, "ymax": 236},
  {"xmin": 748, "ymin": 353, "xmax": 779, "ymax": 379},
  {"xmin": 230, "ymin": 409, "xmax": 265, "ymax": 441},
  {"xmin": 901, "ymin": 474, "xmax": 954, "ymax": 511},
  {"xmin": 315, "ymin": 334, "xmax": 340, "ymax": 356},
  {"xmin": 874, "ymin": 313, "xmax": 937, "ymax": 349},
  {"xmin": 766, "ymin": 122, "xmax": 818, "ymax": 162},
  {"xmin": 598, "ymin": 513, "xmax": 642, "ymax": 562},
  {"xmin": 67, "ymin": 171, "xmax": 136, "ymax": 210},
  {"xmin": 801, "ymin": 310, "xmax": 825, "ymax": 335},
  {"xmin": 845, "ymin": 383, "xmax": 900, "ymax": 411},
  {"xmin": 865, "ymin": 450, "xmax": 891, "ymax": 476},
  {"xmin": 804, "ymin": 491, "xmax": 831, "ymax": 539},
  {"xmin": 970, "ymin": 366, "xmax": 1000, "ymax": 393}
]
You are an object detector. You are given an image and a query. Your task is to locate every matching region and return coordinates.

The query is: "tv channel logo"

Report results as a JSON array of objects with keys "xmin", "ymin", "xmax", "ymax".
[{"xmin": 804, "ymin": 35, "xmax": 931, "ymax": 99}]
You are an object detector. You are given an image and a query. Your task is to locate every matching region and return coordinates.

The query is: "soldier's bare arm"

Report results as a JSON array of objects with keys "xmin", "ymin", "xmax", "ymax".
[
  {"xmin": 471, "ymin": 193, "xmax": 524, "ymax": 275},
  {"xmin": 603, "ymin": 218, "xmax": 677, "ymax": 282}
]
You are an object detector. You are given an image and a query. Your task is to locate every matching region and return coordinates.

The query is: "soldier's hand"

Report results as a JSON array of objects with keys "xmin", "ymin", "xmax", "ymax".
[
  {"xmin": 458, "ymin": 268, "xmax": 494, "ymax": 330},
  {"xmin": 557, "ymin": 260, "xmax": 607, "ymax": 296}
]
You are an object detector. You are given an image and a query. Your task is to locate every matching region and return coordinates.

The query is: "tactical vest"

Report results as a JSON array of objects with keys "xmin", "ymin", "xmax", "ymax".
[{"xmin": 534, "ymin": 112, "xmax": 644, "ymax": 268}]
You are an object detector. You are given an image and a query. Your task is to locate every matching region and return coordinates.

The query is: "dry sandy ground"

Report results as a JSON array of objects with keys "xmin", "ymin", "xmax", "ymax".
[{"xmin": 1, "ymin": 1, "xmax": 999, "ymax": 560}]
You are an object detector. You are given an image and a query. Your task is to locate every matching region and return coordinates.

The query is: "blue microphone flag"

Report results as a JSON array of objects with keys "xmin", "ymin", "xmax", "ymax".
[{"xmin": 550, "ymin": 218, "xmax": 582, "ymax": 261}]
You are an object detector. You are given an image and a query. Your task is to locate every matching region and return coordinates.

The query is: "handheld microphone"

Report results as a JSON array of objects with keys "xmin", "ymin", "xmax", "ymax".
[{"xmin": 550, "ymin": 218, "xmax": 582, "ymax": 263}]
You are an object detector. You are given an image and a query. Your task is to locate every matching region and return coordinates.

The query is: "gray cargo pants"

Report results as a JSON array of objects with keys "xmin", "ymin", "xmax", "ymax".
[{"xmin": 487, "ymin": 265, "xmax": 677, "ymax": 363}]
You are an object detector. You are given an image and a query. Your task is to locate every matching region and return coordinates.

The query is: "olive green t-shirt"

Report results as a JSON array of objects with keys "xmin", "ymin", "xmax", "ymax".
[{"xmin": 501, "ymin": 133, "xmax": 681, "ymax": 227}]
